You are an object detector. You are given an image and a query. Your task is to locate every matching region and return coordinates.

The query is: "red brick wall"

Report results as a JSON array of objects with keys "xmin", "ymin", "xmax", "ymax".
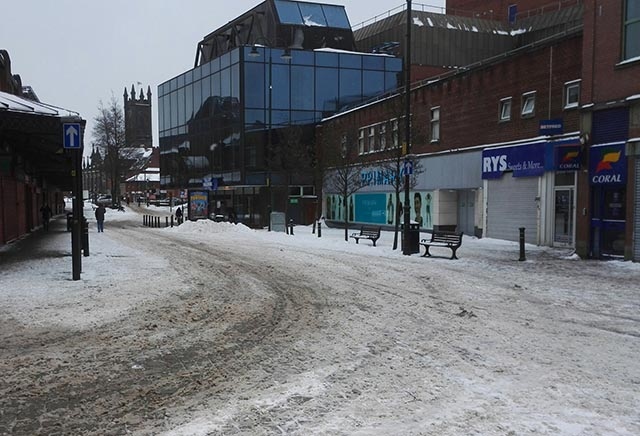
[
  {"xmin": 419, "ymin": 35, "xmax": 583, "ymax": 152},
  {"xmin": 582, "ymin": 0, "xmax": 640, "ymax": 104},
  {"xmin": 322, "ymin": 35, "xmax": 583, "ymax": 156}
]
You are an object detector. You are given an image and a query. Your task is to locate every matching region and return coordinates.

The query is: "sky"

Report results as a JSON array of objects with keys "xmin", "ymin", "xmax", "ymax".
[
  {"xmin": 1, "ymin": 0, "xmax": 446, "ymax": 156},
  {"xmin": 1, "ymin": 201, "xmax": 639, "ymax": 434}
]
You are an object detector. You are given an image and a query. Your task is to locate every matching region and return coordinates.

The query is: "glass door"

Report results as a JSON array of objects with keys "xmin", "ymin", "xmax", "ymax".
[{"xmin": 553, "ymin": 187, "xmax": 574, "ymax": 246}]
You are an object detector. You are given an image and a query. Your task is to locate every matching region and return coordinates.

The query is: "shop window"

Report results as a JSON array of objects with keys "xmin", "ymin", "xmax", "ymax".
[
  {"xmin": 564, "ymin": 80, "xmax": 580, "ymax": 109},
  {"xmin": 521, "ymin": 92, "xmax": 536, "ymax": 117},
  {"xmin": 358, "ymin": 129, "xmax": 365, "ymax": 155},
  {"xmin": 430, "ymin": 107, "xmax": 440, "ymax": 142},
  {"xmin": 624, "ymin": 0, "xmax": 640, "ymax": 60},
  {"xmin": 499, "ymin": 97, "xmax": 512, "ymax": 121}
]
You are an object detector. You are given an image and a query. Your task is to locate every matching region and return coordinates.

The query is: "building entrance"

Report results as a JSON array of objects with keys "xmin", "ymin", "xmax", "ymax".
[
  {"xmin": 591, "ymin": 187, "xmax": 626, "ymax": 258},
  {"xmin": 553, "ymin": 187, "xmax": 574, "ymax": 246}
]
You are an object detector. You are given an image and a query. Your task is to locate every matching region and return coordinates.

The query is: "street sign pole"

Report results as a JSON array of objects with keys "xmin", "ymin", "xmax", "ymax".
[
  {"xmin": 72, "ymin": 149, "xmax": 82, "ymax": 280},
  {"xmin": 64, "ymin": 121, "xmax": 84, "ymax": 280}
]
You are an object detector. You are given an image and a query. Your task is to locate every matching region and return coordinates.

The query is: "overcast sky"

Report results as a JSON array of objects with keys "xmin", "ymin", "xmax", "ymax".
[{"xmin": 1, "ymin": 0, "xmax": 445, "ymax": 154}]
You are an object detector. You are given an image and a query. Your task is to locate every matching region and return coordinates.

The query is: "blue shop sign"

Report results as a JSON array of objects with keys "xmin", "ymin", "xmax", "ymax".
[
  {"xmin": 544, "ymin": 137, "xmax": 582, "ymax": 171},
  {"xmin": 539, "ymin": 118, "xmax": 564, "ymax": 136},
  {"xmin": 589, "ymin": 142, "xmax": 627, "ymax": 185},
  {"xmin": 482, "ymin": 142, "xmax": 546, "ymax": 179}
]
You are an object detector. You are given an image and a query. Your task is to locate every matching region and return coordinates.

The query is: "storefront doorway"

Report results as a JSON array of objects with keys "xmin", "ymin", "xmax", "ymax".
[
  {"xmin": 591, "ymin": 186, "xmax": 626, "ymax": 258},
  {"xmin": 554, "ymin": 187, "xmax": 574, "ymax": 246}
]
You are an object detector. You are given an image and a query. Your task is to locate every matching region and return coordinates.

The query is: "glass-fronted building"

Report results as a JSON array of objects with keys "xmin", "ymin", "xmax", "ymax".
[{"xmin": 158, "ymin": 0, "xmax": 402, "ymax": 226}]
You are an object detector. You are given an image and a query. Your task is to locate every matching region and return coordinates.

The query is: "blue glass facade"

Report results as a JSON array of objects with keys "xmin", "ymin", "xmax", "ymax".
[{"xmin": 158, "ymin": 45, "xmax": 401, "ymax": 225}]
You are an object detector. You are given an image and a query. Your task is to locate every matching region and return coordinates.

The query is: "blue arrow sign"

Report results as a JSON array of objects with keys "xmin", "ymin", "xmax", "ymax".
[
  {"xmin": 403, "ymin": 160, "xmax": 413, "ymax": 175},
  {"xmin": 63, "ymin": 123, "xmax": 81, "ymax": 149}
]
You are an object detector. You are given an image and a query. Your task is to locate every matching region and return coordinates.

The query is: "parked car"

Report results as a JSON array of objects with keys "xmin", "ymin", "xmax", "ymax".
[{"xmin": 96, "ymin": 194, "xmax": 112, "ymax": 206}]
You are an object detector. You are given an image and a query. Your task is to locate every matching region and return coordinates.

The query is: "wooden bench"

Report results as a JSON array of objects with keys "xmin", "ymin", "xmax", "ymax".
[
  {"xmin": 350, "ymin": 225, "xmax": 382, "ymax": 246},
  {"xmin": 420, "ymin": 231, "xmax": 463, "ymax": 259}
]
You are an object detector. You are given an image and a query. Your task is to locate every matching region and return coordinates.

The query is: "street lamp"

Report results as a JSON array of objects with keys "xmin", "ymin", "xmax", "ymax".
[
  {"xmin": 248, "ymin": 38, "xmax": 291, "ymax": 231},
  {"xmin": 402, "ymin": 0, "xmax": 413, "ymax": 255}
]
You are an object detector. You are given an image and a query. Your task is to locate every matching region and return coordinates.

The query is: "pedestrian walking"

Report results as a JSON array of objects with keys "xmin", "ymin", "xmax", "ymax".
[
  {"xmin": 175, "ymin": 206, "xmax": 183, "ymax": 225},
  {"xmin": 95, "ymin": 204, "xmax": 106, "ymax": 232},
  {"xmin": 40, "ymin": 203, "xmax": 52, "ymax": 231}
]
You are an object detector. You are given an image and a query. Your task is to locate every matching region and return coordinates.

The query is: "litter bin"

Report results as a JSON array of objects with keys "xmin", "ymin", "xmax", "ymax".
[{"xmin": 401, "ymin": 222, "xmax": 421, "ymax": 254}]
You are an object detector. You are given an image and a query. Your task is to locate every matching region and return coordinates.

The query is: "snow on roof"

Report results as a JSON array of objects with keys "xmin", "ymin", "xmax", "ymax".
[
  {"xmin": 313, "ymin": 47, "xmax": 393, "ymax": 57},
  {"xmin": 0, "ymin": 90, "xmax": 79, "ymax": 117},
  {"xmin": 126, "ymin": 173, "xmax": 160, "ymax": 182}
]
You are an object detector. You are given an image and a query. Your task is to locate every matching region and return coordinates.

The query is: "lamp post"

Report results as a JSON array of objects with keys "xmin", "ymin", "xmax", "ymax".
[
  {"xmin": 402, "ymin": 0, "xmax": 413, "ymax": 255},
  {"xmin": 248, "ymin": 39, "xmax": 291, "ymax": 231}
]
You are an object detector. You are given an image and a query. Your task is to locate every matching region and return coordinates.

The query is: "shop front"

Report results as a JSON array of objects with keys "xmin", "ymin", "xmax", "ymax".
[{"xmin": 589, "ymin": 142, "xmax": 627, "ymax": 258}]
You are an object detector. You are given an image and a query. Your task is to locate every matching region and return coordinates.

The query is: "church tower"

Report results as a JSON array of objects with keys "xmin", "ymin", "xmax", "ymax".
[{"xmin": 123, "ymin": 84, "xmax": 152, "ymax": 147}]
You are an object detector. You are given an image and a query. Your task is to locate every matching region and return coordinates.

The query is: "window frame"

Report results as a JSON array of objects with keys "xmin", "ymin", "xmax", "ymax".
[
  {"xmin": 430, "ymin": 106, "xmax": 440, "ymax": 142},
  {"xmin": 379, "ymin": 123, "xmax": 387, "ymax": 150},
  {"xmin": 623, "ymin": 0, "xmax": 640, "ymax": 61},
  {"xmin": 358, "ymin": 129, "xmax": 365, "ymax": 155},
  {"xmin": 499, "ymin": 97, "xmax": 512, "ymax": 121},
  {"xmin": 521, "ymin": 92, "xmax": 536, "ymax": 117},
  {"xmin": 564, "ymin": 80, "xmax": 581, "ymax": 109},
  {"xmin": 391, "ymin": 119, "xmax": 399, "ymax": 148},
  {"xmin": 368, "ymin": 126, "xmax": 376, "ymax": 153}
]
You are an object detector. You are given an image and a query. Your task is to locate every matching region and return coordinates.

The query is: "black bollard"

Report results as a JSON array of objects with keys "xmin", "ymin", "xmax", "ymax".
[
  {"xmin": 289, "ymin": 219, "xmax": 294, "ymax": 235},
  {"xmin": 171, "ymin": 215, "xmax": 174, "ymax": 227},
  {"xmin": 166, "ymin": 216, "xmax": 169, "ymax": 227},
  {"xmin": 519, "ymin": 227, "xmax": 526, "ymax": 261},
  {"xmin": 318, "ymin": 220, "xmax": 322, "ymax": 238}
]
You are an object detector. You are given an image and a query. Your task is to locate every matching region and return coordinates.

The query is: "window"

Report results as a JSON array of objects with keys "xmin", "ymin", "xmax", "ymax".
[
  {"xmin": 521, "ymin": 92, "xmax": 536, "ymax": 117},
  {"xmin": 358, "ymin": 129, "xmax": 364, "ymax": 155},
  {"xmin": 379, "ymin": 123, "xmax": 387, "ymax": 150},
  {"xmin": 392, "ymin": 119, "xmax": 399, "ymax": 148},
  {"xmin": 624, "ymin": 0, "xmax": 640, "ymax": 60},
  {"xmin": 564, "ymin": 80, "xmax": 580, "ymax": 108},
  {"xmin": 499, "ymin": 97, "xmax": 512, "ymax": 121},
  {"xmin": 368, "ymin": 126, "xmax": 376, "ymax": 152},
  {"xmin": 430, "ymin": 107, "xmax": 440, "ymax": 142}
]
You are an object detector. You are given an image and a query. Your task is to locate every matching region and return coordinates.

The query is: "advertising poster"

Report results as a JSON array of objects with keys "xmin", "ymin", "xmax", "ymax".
[{"xmin": 188, "ymin": 190, "xmax": 209, "ymax": 221}]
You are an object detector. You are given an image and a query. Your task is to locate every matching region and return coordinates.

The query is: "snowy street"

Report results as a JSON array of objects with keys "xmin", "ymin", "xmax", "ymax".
[{"xmin": 1, "ymin": 205, "xmax": 639, "ymax": 435}]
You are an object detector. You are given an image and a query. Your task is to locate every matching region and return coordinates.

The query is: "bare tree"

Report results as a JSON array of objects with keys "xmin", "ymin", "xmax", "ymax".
[
  {"xmin": 320, "ymin": 121, "xmax": 368, "ymax": 242},
  {"xmin": 92, "ymin": 96, "xmax": 127, "ymax": 205},
  {"xmin": 377, "ymin": 94, "xmax": 426, "ymax": 250}
]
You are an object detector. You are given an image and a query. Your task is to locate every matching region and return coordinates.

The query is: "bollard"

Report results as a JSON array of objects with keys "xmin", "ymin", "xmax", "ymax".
[
  {"xmin": 318, "ymin": 220, "xmax": 322, "ymax": 238},
  {"xmin": 143, "ymin": 215, "xmax": 146, "ymax": 226},
  {"xmin": 171, "ymin": 215, "xmax": 174, "ymax": 227},
  {"xmin": 289, "ymin": 219, "xmax": 294, "ymax": 235},
  {"xmin": 519, "ymin": 227, "xmax": 526, "ymax": 261},
  {"xmin": 166, "ymin": 216, "xmax": 169, "ymax": 227}
]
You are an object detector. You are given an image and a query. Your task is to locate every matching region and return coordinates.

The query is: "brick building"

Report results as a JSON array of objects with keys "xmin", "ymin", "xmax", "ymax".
[{"xmin": 320, "ymin": 0, "xmax": 640, "ymax": 260}]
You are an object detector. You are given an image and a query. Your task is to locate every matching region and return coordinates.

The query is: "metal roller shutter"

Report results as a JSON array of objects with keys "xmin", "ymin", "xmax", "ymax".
[{"xmin": 486, "ymin": 176, "xmax": 539, "ymax": 244}]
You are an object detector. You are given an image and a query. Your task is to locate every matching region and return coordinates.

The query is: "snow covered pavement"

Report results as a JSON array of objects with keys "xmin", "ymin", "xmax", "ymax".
[{"xmin": 1, "ymin": 204, "xmax": 639, "ymax": 435}]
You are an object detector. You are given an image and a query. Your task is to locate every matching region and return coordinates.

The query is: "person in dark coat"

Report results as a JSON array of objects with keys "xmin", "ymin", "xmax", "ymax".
[
  {"xmin": 95, "ymin": 205, "xmax": 106, "ymax": 232},
  {"xmin": 40, "ymin": 204, "xmax": 52, "ymax": 231},
  {"xmin": 175, "ymin": 206, "xmax": 183, "ymax": 225}
]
